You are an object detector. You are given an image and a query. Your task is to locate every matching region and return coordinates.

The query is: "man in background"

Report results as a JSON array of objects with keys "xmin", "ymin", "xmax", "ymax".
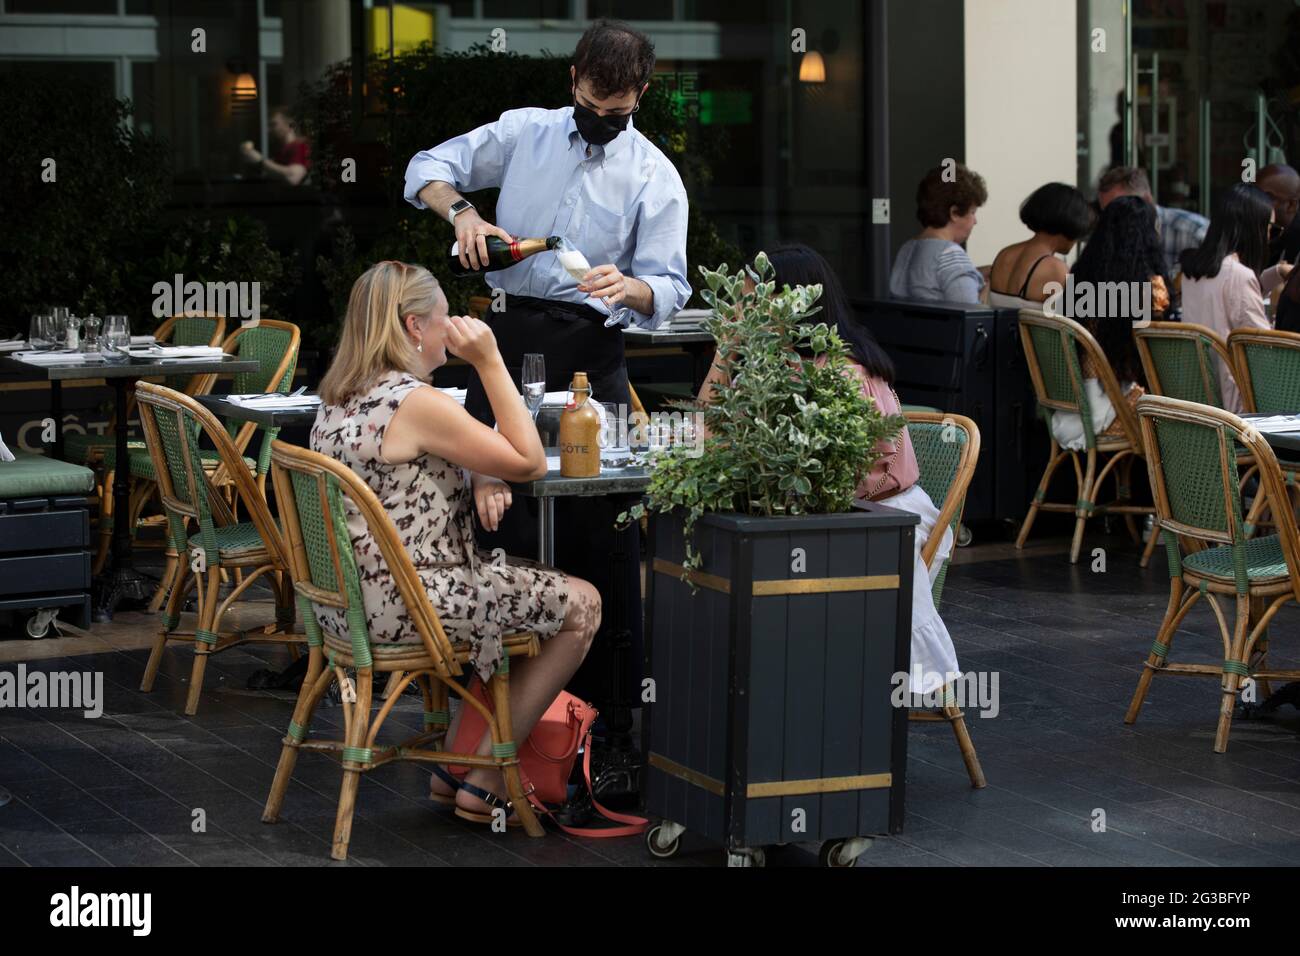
[
  {"xmin": 1098, "ymin": 166, "xmax": 1207, "ymax": 280},
  {"xmin": 240, "ymin": 106, "xmax": 311, "ymax": 186},
  {"xmin": 1259, "ymin": 163, "xmax": 1300, "ymax": 265}
]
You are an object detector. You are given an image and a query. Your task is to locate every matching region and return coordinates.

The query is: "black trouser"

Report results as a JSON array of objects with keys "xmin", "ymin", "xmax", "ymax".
[{"xmin": 465, "ymin": 295, "xmax": 642, "ymax": 714}]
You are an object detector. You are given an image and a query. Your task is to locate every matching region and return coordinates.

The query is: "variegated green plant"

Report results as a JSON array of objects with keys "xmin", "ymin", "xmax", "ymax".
[{"xmin": 620, "ymin": 251, "xmax": 905, "ymax": 573}]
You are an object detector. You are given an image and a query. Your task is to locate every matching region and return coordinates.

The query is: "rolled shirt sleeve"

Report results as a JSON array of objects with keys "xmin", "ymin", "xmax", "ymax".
[
  {"xmin": 605, "ymin": 172, "xmax": 692, "ymax": 330},
  {"xmin": 403, "ymin": 110, "xmax": 521, "ymax": 209}
]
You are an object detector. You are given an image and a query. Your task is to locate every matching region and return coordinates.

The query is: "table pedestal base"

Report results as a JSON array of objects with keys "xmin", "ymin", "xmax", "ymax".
[{"xmin": 91, "ymin": 566, "xmax": 151, "ymax": 623}]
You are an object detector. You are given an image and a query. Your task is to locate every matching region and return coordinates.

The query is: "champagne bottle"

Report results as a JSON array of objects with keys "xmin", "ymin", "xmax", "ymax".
[
  {"xmin": 448, "ymin": 235, "xmax": 561, "ymax": 276},
  {"xmin": 559, "ymin": 372, "xmax": 601, "ymax": 478}
]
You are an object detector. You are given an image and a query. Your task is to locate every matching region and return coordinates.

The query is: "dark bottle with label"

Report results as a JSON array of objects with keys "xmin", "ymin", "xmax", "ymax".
[{"xmin": 448, "ymin": 236, "xmax": 561, "ymax": 276}]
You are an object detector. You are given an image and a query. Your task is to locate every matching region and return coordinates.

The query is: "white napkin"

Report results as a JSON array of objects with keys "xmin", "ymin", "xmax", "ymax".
[
  {"xmin": 0, "ymin": 432, "xmax": 13, "ymax": 462},
  {"xmin": 1247, "ymin": 415, "xmax": 1300, "ymax": 433},
  {"xmin": 226, "ymin": 393, "xmax": 322, "ymax": 408},
  {"xmin": 129, "ymin": 345, "xmax": 223, "ymax": 358},
  {"xmin": 130, "ymin": 335, "xmax": 156, "ymax": 346},
  {"xmin": 438, "ymin": 387, "xmax": 467, "ymax": 404},
  {"xmin": 0, "ymin": 339, "xmax": 26, "ymax": 352},
  {"xmin": 13, "ymin": 350, "xmax": 87, "ymax": 365}
]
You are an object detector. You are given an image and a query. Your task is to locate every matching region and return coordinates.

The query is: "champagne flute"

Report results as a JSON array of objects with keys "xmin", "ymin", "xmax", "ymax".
[{"xmin": 522, "ymin": 353, "xmax": 545, "ymax": 419}]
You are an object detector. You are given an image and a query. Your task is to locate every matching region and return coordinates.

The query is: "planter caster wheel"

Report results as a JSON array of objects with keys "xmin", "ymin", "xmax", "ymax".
[
  {"xmin": 820, "ymin": 837, "xmax": 872, "ymax": 867},
  {"xmin": 956, "ymin": 524, "xmax": 973, "ymax": 547},
  {"xmin": 726, "ymin": 846, "xmax": 765, "ymax": 868},
  {"xmin": 26, "ymin": 609, "xmax": 59, "ymax": 640},
  {"xmin": 645, "ymin": 821, "xmax": 685, "ymax": 860}
]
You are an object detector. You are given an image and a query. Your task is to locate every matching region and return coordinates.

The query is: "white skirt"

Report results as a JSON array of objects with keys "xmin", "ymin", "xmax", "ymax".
[{"xmin": 873, "ymin": 483, "xmax": 961, "ymax": 695}]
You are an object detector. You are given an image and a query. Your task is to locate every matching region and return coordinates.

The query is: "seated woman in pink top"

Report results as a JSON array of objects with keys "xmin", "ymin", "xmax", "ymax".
[
  {"xmin": 697, "ymin": 243, "xmax": 959, "ymax": 695},
  {"xmin": 1180, "ymin": 183, "xmax": 1293, "ymax": 412}
]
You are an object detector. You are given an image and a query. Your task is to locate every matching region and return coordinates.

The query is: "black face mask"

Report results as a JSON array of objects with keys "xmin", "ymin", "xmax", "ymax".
[{"xmin": 572, "ymin": 98, "xmax": 633, "ymax": 147}]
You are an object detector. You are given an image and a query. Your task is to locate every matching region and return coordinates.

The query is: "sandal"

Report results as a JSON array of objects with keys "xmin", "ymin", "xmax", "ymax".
[
  {"xmin": 429, "ymin": 765, "xmax": 464, "ymax": 807},
  {"xmin": 454, "ymin": 781, "xmax": 522, "ymax": 828}
]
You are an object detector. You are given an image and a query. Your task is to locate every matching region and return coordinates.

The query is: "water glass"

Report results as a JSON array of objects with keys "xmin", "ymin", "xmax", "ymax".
[
  {"xmin": 28, "ymin": 314, "xmax": 55, "ymax": 351},
  {"xmin": 521, "ymin": 353, "xmax": 545, "ymax": 419},
  {"xmin": 101, "ymin": 314, "xmax": 131, "ymax": 363}
]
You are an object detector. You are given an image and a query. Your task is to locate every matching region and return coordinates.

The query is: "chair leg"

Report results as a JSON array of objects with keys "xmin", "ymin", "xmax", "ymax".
[
  {"xmin": 1214, "ymin": 595, "xmax": 1252, "ymax": 754},
  {"xmin": 1070, "ymin": 448, "xmax": 1098, "ymax": 564},
  {"xmin": 943, "ymin": 703, "xmax": 986, "ymax": 789},
  {"xmin": 487, "ymin": 664, "xmax": 544, "ymax": 838},
  {"xmin": 1248, "ymin": 595, "xmax": 1272, "ymax": 701},
  {"xmin": 142, "ymin": 557, "xmax": 191, "ymax": 693},
  {"xmin": 1125, "ymin": 579, "xmax": 1189, "ymax": 724},
  {"xmin": 184, "ymin": 565, "xmax": 222, "ymax": 716},
  {"xmin": 148, "ymin": 547, "xmax": 179, "ymax": 613},
  {"xmin": 1139, "ymin": 514, "xmax": 1160, "ymax": 569},
  {"xmin": 331, "ymin": 667, "xmax": 373, "ymax": 862},
  {"xmin": 263, "ymin": 647, "xmax": 331, "ymax": 825},
  {"xmin": 1016, "ymin": 444, "xmax": 1067, "ymax": 550},
  {"xmin": 92, "ymin": 469, "xmax": 115, "ymax": 575}
]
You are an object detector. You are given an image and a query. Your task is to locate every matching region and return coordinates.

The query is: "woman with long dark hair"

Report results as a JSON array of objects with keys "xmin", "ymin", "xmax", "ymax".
[
  {"xmin": 1181, "ymin": 183, "xmax": 1293, "ymax": 411},
  {"xmin": 1048, "ymin": 195, "xmax": 1170, "ymax": 450},
  {"xmin": 697, "ymin": 243, "xmax": 959, "ymax": 695}
]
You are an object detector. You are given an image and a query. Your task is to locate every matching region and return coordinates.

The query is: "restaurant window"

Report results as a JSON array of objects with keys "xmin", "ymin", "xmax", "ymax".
[
  {"xmin": 0, "ymin": 59, "xmax": 116, "ymax": 96},
  {"xmin": 587, "ymin": 0, "xmax": 674, "ymax": 20},
  {"xmin": 480, "ymin": 0, "xmax": 568, "ymax": 18},
  {"xmin": 130, "ymin": 59, "xmax": 156, "ymax": 135},
  {"xmin": 5, "ymin": 0, "xmax": 117, "ymax": 13}
]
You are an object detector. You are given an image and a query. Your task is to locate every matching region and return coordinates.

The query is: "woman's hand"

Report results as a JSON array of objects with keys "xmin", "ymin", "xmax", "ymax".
[
  {"xmin": 444, "ymin": 314, "xmax": 500, "ymax": 368},
  {"xmin": 471, "ymin": 474, "xmax": 513, "ymax": 532}
]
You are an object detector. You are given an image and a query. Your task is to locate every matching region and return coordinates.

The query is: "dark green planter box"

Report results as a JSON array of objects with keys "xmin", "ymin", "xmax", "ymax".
[{"xmin": 643, "ymin": 503, "xmax": 917, "ymax": 852}]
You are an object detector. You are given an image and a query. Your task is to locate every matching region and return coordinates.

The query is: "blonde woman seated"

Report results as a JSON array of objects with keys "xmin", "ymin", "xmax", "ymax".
[
  {"xmin": 313, "ymin": 260, "xmax": 600, "ymax": 826},
  {"xmin": 698, "ymin": 244, "xmax": 959, "ymax": 696}
]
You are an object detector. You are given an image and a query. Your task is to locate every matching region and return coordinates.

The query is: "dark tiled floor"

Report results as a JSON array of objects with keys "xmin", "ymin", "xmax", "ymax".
[{"xmin": 3, "ymin": 527, "xmax": 1300, "ymax": 867}]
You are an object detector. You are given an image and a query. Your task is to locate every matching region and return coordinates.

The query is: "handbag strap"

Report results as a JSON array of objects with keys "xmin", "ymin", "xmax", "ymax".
[{"xmin": 525, "ymin": 730, "xmax": 648, "ymax": 838}]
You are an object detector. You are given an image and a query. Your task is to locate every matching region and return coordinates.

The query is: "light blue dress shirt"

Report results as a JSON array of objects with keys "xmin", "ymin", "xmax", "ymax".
[{"xmin": 404, "ymin": 106, "xmax": 691, "ymax": 330}]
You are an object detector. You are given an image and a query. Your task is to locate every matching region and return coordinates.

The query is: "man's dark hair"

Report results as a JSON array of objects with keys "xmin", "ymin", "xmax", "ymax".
[
  {"xmin": 915, "ymin": 163, "xmax": 987, "ymax": 228},
  {"xmin": 1020, "ymin": 182, "xmax": 1094, "ymax": 240},
  {"xmin": 572, "ymin": 19, "xmax": 655, "ymax": 99},
  {"xmin": 1098, "ymin": 165, "xmax": 1151, "ymax": 198}
]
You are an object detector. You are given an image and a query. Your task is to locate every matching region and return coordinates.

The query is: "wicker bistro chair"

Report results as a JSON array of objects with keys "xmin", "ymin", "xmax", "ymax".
[
  {"xmin": 95, "ymin": 320, "xmax": 300, "ymax": 607},
  {"xmin": 62, "ymin": 312, "xmax": 228, "ymax": 468},
  {"xmin": 901, "ymin": 412, "xmax": 986, "ymax": 789},
  {"xmin": 1016, "ymin": 310, "xmax": 1159, "ymax": 566},
  {"xmin": 1228, "ymin": 327, "xmax": 1300, "ymax": 505},
  {"xmin": 133, "ymin": 382, "xmax": 299, "ymax": 715},
  {"xmin": 1124, "ymin": 396, "xmax": 1300, "ymax": 752},
  {"xmin": 262, "ymin": 441, "xmax": 545, "ymax": 860}
]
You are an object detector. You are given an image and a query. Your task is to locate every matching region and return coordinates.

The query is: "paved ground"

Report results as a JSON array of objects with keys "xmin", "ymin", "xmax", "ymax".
[{"xmin": 2, "ymin": 526, "xmax": 1299, "ymax": 867}]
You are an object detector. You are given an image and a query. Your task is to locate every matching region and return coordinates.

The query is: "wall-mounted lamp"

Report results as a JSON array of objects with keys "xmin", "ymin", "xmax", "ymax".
[
  {"xmin": 229, "ymin": 61, "xmax": 258, "ymax": 110},
  {"xmin": 799, "ymin": 50, "xmax": 826, "ymax": 84}
]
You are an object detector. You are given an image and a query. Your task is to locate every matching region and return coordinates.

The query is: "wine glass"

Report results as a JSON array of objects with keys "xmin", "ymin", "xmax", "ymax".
[
  {"xmin": 101, "ymin": 314, "xmax": 131, "ymax": 363},
  {"xmin": 521, "ymin": 353, "xmax": 545, "ymax": 419}
]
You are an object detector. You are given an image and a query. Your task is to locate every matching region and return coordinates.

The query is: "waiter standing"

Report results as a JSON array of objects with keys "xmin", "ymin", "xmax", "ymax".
[{"xmin": 403, "ymin": 19, "xmax": 690, "ymax": 712}]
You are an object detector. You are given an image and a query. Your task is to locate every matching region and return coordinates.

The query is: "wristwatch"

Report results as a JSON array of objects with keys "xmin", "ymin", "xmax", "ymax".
[{"xmin": 447, "ymin": 198, "xmax": 475, "ymax": 225}]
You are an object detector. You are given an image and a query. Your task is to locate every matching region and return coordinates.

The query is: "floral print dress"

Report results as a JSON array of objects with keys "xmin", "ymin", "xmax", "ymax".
[{"xmin": 310, "ymin": 371, "xmax": 570, "ymax": 680}]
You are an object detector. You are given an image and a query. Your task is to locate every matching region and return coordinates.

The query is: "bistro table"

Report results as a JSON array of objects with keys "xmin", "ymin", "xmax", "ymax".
[
  {"xmin": 195, "ymin": 394, "xmax": 321, "ymax": 430},
  {"xmin": 1, "ymin": 351, "xmax": 258, "ymax": 620},
  {"xmin": 510, "ymin": 452, "xmax": 651, "ymax": 801},
  {"xmin": 1246, "ymin": 413, "xmax": 1300, "ymax": 459}
]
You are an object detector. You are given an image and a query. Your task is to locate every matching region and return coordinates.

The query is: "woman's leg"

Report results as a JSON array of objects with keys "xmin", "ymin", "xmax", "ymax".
[{"xmin": 449, "ymin": 576, "xmax": 601, "ymax": 809}]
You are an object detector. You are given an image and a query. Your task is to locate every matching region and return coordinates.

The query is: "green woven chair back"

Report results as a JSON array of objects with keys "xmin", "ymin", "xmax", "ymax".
[
  {"xmin": 162, "ymin": 315, "xmax": 223, "ymax": 393},
  {"xmin": 1144, "ymin": 411, "xmax": 1250, "ymax": 593},
  {"xmin": 1023, "ymin": 318, "xmax": 1097, "ymax": 447},
  {"xmin": 907, "ymin": 419, "xmax": 967, "ymax": 608},
  {"xmin": 1237, "ymin": 339, "xmax": 1300, "ymax": 414},
  {"xmin": 1143, "ymin": 334, "xmax": 1224, "ymax": 406},
  {"xmin": 280, "ymin": 460, "xmax": 374, "ymax": 667},
  {"xmin": 136, "ymin": 392, "xmax": 219, "ymax": 566},
  {"xmin": 231, "ymin": 324, "xmax": 299, "ymax": 477}
]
